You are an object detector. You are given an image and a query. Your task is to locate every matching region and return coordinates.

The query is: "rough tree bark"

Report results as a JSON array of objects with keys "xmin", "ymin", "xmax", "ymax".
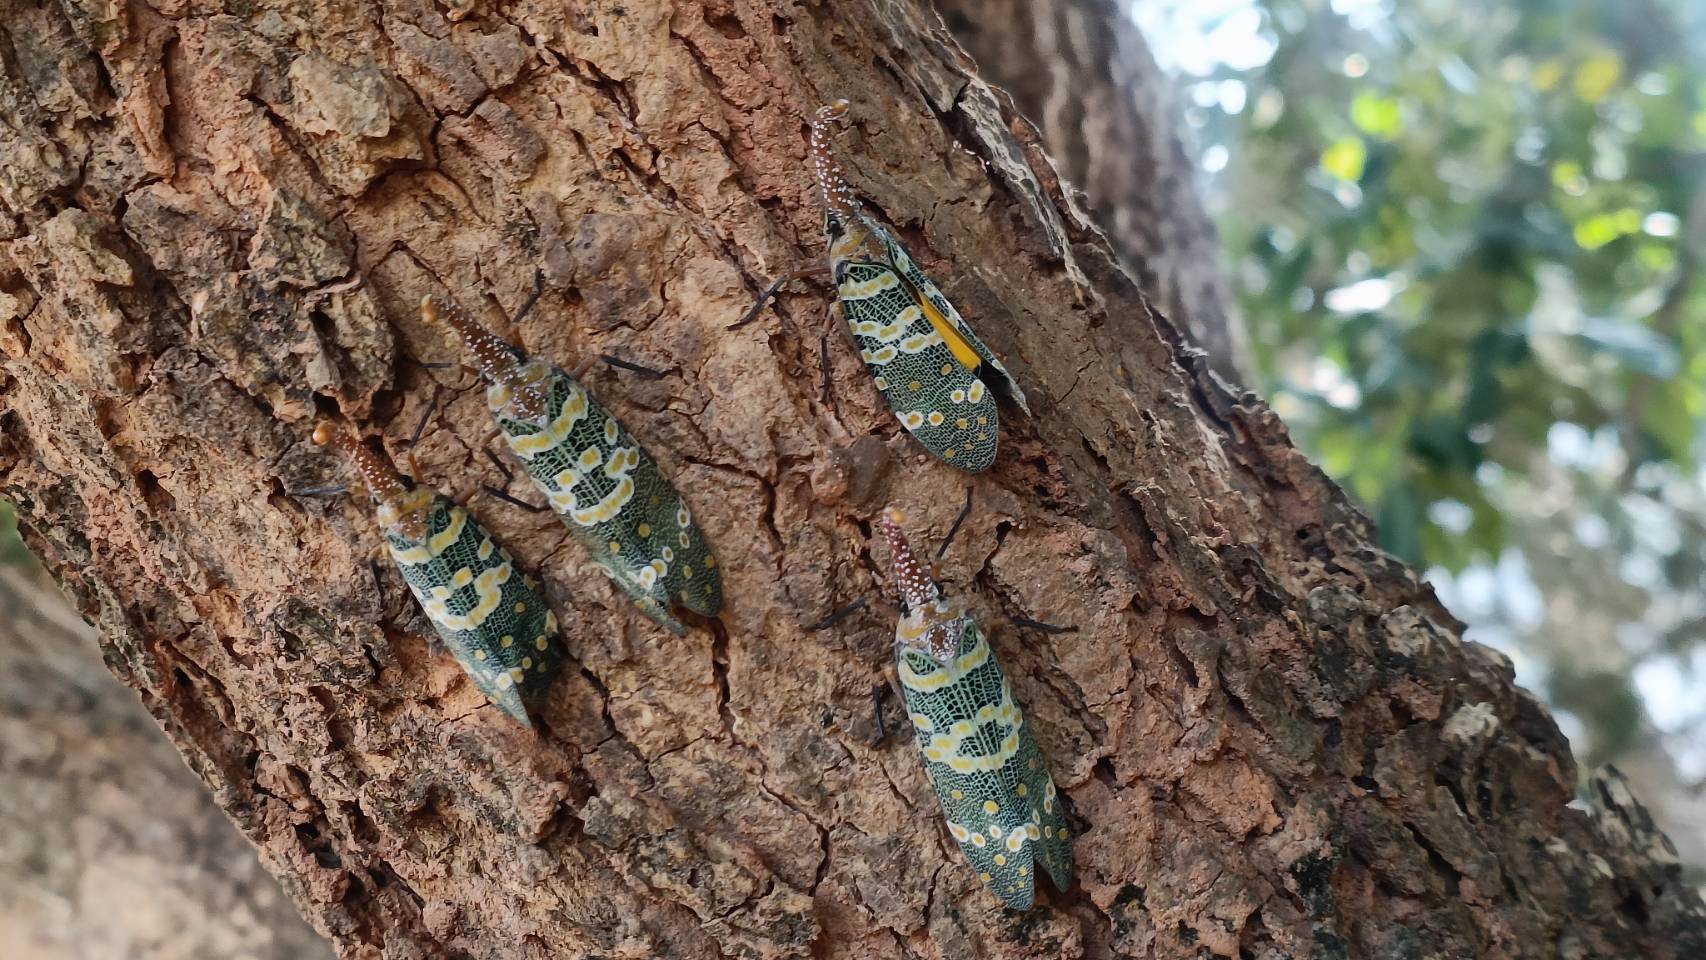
[
  {"xmin": 0, "ymin": 2, "xmax": 1700, "ymax": 959},
  {"xmin": 934, "ymin": 0, "xmax": 1250, "ymax": 381}
]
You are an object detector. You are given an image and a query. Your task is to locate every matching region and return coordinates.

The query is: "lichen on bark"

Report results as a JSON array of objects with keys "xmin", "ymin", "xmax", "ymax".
[{"xmin": 1, "ymin": 1, "xmax": 1702, "ymax": 958}]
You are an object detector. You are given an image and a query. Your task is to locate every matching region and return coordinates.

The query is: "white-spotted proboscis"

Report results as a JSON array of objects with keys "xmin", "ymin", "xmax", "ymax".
[
  {"xmin": 424, "ymin": 295, "xmax": 722, "ymax": 635},
  {"xmin": 314, "ymin": 422, "xmax": 563, "ymax": 728},
  {"xmin": 879, "ymin": 506, "xmax": 1071, "ymax": 910}
]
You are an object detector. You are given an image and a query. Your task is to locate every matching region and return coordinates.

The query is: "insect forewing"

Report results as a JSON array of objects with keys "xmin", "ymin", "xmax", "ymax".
[
  {"xmin": 897, "ymin": 619, "xmax": 1073, "ymax": 909},
  {"xmin": 493, "ymin": 366, "xmax": 722, "ymax": 634},
  {"xmin": 838, "ymin": 256, "xmax": 1003, "ymax": 472},
  {"xmin": 881, "ymin": 509, "xmax": 1071, "ymax": 909},
  {"xmin": 387, "ymin": 495, "xmax": 561, "ymax": 726},
  {"xmin": 877, "ymin": 227, "xmax": 1029, "ymax": 415}
]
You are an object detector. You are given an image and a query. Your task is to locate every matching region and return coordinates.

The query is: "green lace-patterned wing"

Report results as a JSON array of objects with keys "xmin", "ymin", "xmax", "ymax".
[
  {"xmin": 386, "ymin": 495, "xmax": 561, "ymax": 727},
  {"xmin": 836, "ymin": 256, "xmax": 1004, "ymax": 473},
  {"xmin": 897, "ymin": 619, "xmax": 1073, "ymax": 909},
  {"xmin": 496, "ymin": 367, "xmax": 722, "ymax": 635},
  {"xmin": 804, "ymin": 101, "xmax": 1027, "ymax": 472},
  {"xmin": 874, "ymin": 224, "xmax": 1029, "ymax": 416}
]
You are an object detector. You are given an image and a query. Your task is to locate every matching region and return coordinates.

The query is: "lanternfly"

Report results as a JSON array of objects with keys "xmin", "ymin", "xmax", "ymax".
[
  {"xmin": 739, "ymin": 99, "xmax": 1029, "ymax": 472},
  {"xmin": 426, "ymin": 296, "xmax": 722, "ymax": 635},
  {"xmin": 879, "ymin": 507, "xmax": 1071, "ymax": 909},
  {"xmin": 314, "ymin": 422, "xmax": 562, "ymax": 727}
]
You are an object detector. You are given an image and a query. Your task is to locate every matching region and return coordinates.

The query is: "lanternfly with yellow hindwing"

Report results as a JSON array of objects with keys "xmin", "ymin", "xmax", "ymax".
[{"xmin": 739, "ymin": 99, "xmax": 1029, "ymax": 473}]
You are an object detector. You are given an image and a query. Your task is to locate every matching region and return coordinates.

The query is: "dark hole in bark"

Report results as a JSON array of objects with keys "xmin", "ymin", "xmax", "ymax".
[
  {"xmin": 135, "ymin": 469, "xmax": 175, "ymax": 514},
  {"xmin": 1618, "ymin": 889, "xmax": 1650, "ymax": 924}
]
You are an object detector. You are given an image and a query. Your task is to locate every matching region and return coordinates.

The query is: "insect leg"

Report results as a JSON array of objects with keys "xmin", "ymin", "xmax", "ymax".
[
  {"xmin": 567, "ymin": 356, "xmax": 599, "ymax": 381},
  {"xmin": 818, "ymin": 331, "xmax": 836, "ymax": 410},
  {"xmin": 599, "ymin": 354, "xmax": 677, "ymax": 380},
  {"xmin": 483, "ymin": 447, "xmax": 513, "ymax": 484},
  {"xmin": 482, "ymin": 484, "xmax": 550, "ymax": 514},
  {"xmin": 1009, "ymin": 617, "xmax": 1078, "ymax": 635},
  {"xmin": 405, "ymin": 448, "xmax": 427, "ymax": 486},
  {"xmin": 807, "ymin": 597, "xmax": 868, "ymax": 631},
  {"xmin": 368, "ymin": 556, "xmax": 385, "ymax": 609},
  {"xmin": 936, "ymin": 486, "xmax": 974, "ymax": 561},
  {"xmin": 870, "ymin": 683, "xmax": 888, "ymax": 746},
  {"xmin": 405, "ymin": 392, "xmax": 438, "ymax": 449},
  {"xmin": 512, "ymin": 269, "xmax": 546, "ymax": 327},
  {"xmin": 729, "ymin": 265, "xmax": 833, "ymax": 329}
]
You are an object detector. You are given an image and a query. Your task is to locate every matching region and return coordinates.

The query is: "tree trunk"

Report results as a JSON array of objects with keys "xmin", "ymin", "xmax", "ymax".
[
  {"xmin": 934, "ymin": 0, "xmax": 1250, "ymax": 381},
  {"xmin": 0, "ymin": 2, "xmax": 1700, "ymax": 959}
]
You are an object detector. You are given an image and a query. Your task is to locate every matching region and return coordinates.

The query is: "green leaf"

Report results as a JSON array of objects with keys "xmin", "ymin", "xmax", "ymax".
[
  {"xmin": 1351, "ymin": 93, "xmax": 1404, "ymax": 139},
  {"xmin": 1574, "ymin": 53, "xmax": 1623, "ymax": 103},
  {"xmin": 1321, "ymin": 137, "xmax": 1367, "ymax": 181}
]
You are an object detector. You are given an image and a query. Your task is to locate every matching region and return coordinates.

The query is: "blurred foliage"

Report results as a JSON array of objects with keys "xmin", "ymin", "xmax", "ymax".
[
  {"xmin": 1173, "ymin": 0, "xmax": 1706, "ymax": 779},
  {"xmin": 0, "ymin": 499, "xmax": 30, "ymax": 567}
]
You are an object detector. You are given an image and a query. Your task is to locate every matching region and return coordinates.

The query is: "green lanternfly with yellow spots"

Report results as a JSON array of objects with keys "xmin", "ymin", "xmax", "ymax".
[
  {"xmin": 314, "ymin": 422, "xmax": 562, "ymax": 728},
  {"xmin": 738, "ymin": 99, "xmax": 1029, "ymax": 473},
  {"xmin": 879, "ymin": 507, "xmax": 1070, "ymax": 910},
  {"xmin": 425, "ymin": 296, "xmax": 722, "ymax": 635}
]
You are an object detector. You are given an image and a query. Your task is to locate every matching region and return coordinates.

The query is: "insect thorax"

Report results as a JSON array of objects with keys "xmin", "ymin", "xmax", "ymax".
[
  {"xmin": 827, "ymin": 216, "xmax": 886, "ymax": 265},
  {"xmin": 895, "ymin": 598, "xmax": 969, "ymax": 666},
  {"xmin": 486, "ymin": 359, "xmax": 555, "ymax": 425},
  {"xmin": 375, "ymin": 487, "xmax": 435, "ymax": 543}
]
